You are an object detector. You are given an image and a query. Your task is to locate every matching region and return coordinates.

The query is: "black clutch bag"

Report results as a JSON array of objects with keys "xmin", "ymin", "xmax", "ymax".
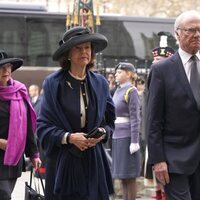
[
  {"xmin": 68, "ymin": 128, "xmax": 105, "ymax": 158},
  {"xmin": 85, "ymin": 127, "xmax": 105, "ymax": 139}
]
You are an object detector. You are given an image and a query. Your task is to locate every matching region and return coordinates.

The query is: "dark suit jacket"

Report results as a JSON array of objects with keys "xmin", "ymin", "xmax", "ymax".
[
  {"xmin": 147, "ymin": 52, "xmax": 200, "ymax": 175},
  {"xmin": 32, "ymin": 96, "xmax": 42, "ymax": 117}
]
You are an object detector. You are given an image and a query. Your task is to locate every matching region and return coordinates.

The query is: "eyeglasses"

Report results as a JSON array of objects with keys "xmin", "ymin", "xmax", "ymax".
[{"xmin": 177, "ymin": 27, "xmax": 200, "ymax": 35}]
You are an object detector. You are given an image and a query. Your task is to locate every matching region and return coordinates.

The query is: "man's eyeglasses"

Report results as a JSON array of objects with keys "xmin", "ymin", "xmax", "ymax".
[{"xmin": 177, "ymin": 27, "xmax": 200, "ymax": 34}]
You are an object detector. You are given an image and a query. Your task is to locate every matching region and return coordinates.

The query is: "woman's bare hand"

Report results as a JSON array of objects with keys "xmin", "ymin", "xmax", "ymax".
[
  {"xmin": 69, "ymin": 132, "xmax": 90, "ymax": 151},
  {"xmin": 31, "ymin": 158, "xmax": 42, "ymax": 170},
  {"xmin": 69, "ymin": 130, "xmax": 105, "ymax": 151},
  {"xmin": 0, "ymin": 139, "xmax": 7, "ymax": 151}
]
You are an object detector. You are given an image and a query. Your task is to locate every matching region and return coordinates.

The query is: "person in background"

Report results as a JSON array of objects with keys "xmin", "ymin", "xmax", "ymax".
[
  {"xmin": 147, "ymin": 10, "xmax": 200, "ymax": 200},
  {"xmin": 145, "ymin": 44, "xmax": 175, "ymax": 200},
  {"xmin": 135, "ymin": 76, "xmax": 146, "ymax": 176},
  {"xmin": 112, "ymin": 62, "xmax": 140, "ymax": 200},
  {"xmin": 28, "ymin": 84, "xmax": 41, "ymax": 116},
  {"xmin": 104, "ymin": 72, "xmax": 117, "ymax": 156},
  {"xmin": 37, "ymin": 26, "xmax": 115, "ymax": 200},
  {"xmin": 107, "ymin": 72, "xmax": 117, "ymax": 96},
  {"xmin": 151, "ymin": 46, "xmax": 175, "ymax": 64},
  {"xmin": 136, "ymin": 77, "xmax": 145, "ymax": 96},
  {"xmin": 28, "ymin": 84, "xmax": 45, "ymax": 176},
  {"xmin": 0, "ymin": 50, "xmax": 41, "ymax": 200}
]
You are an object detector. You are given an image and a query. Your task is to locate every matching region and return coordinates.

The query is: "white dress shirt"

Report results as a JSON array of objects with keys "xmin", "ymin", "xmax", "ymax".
[{"xmin": 178, "ymin": 48, "xmax": 200, "ymax": 82}]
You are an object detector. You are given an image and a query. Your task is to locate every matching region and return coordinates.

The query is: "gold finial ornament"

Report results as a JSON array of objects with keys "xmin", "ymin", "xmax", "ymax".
[
  {"xmin": 66, "ymin": 6, "xmax": 71, "ymax": 29},
  {"xmin": 96, "ymin": 0, "xmax": 101, "ymax": 26},
  {"xmin": 67, "ymin": 0, "xmax": 99, "ymax": 32},
  {"xmin": 73, "ymin": 2, "xmax": 79, "ymax": 26},
  {"xmin": 88, "ymin": 10, "xmax": 94, "ymax": 29}
]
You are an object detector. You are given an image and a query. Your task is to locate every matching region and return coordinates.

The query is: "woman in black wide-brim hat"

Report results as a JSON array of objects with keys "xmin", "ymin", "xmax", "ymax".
[
  {"xmin": 37, "ymin": 26, "xmax": 116, "ymax": 200},
  {"xmin": 0, "ymin": 50, "xmax": 41, "ymax": 200}
]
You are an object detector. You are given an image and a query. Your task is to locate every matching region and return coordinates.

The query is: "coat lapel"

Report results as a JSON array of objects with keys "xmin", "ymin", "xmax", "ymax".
[{"xmin": 86, "ymin": 71, "xmax": 107, "ymax": 129}]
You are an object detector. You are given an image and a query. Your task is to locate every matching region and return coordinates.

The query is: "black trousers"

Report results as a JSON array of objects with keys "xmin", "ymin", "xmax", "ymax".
[
  {"xmin": 190, "ymin": 163, "xmax": 200, "ymax": 200},
  {"xmin": 0, "ymin": 179, "xmax": 17, "ymax": 200},
  {"xmin": 164, "ymin": 165, "xmax": 200, "ymax": 200}
]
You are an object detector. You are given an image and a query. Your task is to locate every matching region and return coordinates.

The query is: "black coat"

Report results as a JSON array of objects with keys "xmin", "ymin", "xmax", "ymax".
[
  {"xmin": 0, "ymin": 100, "xmax": 38, "ymax": 180},
  {"xmin": 37, "ymin": 69, "xmax": 116, "ymax": 200}
]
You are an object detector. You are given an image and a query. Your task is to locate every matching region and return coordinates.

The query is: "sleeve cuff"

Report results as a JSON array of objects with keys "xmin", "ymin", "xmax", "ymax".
[
  {"xmin": 30, "ymin": 152, "xmax": 40, "ymax": 160},
  {"xmin": 61, "ymin": 132, "xmax": 70, "ymax": 144}
]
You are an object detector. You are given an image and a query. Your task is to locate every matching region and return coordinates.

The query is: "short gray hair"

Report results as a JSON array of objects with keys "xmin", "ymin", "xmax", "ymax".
[{"xmin": 174, "ymin": 10, "xmax": 200, "ymax": 31}]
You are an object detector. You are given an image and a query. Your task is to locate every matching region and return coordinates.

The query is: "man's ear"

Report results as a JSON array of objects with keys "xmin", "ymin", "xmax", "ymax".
[{"xmin": 175, "ymin": 31, "xmax": 180, "ymax": 40}]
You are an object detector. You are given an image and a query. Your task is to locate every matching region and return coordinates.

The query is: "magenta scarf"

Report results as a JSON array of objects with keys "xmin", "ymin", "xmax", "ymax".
[{"xmin": 0, "ymin": 79, "xmax": 36, "ymax": 166}]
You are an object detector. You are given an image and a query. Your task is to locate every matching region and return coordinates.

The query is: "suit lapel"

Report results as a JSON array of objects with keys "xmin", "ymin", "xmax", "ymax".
[{"xmin": 171, "ymin": 52, "xmax": 196, "ymax": 105}]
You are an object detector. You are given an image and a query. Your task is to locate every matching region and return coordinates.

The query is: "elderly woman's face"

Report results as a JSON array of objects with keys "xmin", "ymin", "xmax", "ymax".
[
  {"xmin": 69, "ymin": 42, "xmax": 91, "ymax": 68},
  {"xmin": 0, "ymin": 64, "xmax": 12, "ymax": 86}
]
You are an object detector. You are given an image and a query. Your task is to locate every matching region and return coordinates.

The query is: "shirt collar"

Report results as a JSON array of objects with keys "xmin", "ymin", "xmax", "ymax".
[
  {"xmin": 178, "ymin": 48, "xmax": 200, "ymax": 64},
  {"xmin": 119, "ymin": 82, "xmax": 132, "ymax": 88}
]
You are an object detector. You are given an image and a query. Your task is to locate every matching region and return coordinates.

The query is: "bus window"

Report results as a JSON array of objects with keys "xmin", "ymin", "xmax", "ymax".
[
  {"xmin": 26, "ymin": 18, "xmax": 65, "ymax": 67},
  {"xmin": 0, "ymin": 10, "xmax": 178, "ymax": 71},
  {"xmin": 99, "ymin": 19, "xmax": 136, "ymax": 68},
  {"xmin": 0, "ymin": 16, "xmax": 26, "ymax": 59},
  {"xmin": 98, "ymin": 16, "xmax": 178, "ymax": 69}
]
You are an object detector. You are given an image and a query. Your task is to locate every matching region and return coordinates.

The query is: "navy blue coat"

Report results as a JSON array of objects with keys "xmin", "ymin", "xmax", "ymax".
[
  {"xmin": 37, "ymin": 69, "xmax": 115, "ymax": 200},
  {"xmin": 147, "ymin": 52, "xmax": 200, "ymax": 175}
]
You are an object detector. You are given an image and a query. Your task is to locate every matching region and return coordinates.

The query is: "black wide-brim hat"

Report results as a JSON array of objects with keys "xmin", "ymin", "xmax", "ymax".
[
  {"xmin": 0, "ymin": 50, "xmax": 23, "ymax": 72},
  {"xmin": 52, "ymin": 26, "xmax": 108, "ymax": 61}
]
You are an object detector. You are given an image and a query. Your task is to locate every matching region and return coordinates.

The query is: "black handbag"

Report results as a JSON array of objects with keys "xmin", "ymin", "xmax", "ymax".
[
  {"xmin": 68, "ymin": 128, "xmax": 105, "ymax": 158},
  {"xmin": 24, "ymin": 167, "xmax": 45, "ymax": 200},
  {"xmin": 85, "ymin": 127, "xmax": 105, "ymax": 139}
]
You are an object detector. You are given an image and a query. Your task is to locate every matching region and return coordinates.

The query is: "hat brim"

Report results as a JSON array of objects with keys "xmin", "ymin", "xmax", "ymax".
[
  {"xmin": 0, "ymin": 58, "xmax": 23, "ymax": 72},
  {"xmin": 52, "ymin": 33, "xmax": 108, "ymax": 61}
]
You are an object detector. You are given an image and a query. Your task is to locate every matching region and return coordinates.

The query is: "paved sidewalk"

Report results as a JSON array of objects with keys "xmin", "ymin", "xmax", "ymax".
[{"xmin": 12, "ymin": 172, "xmax": 152, "ymax": 200}]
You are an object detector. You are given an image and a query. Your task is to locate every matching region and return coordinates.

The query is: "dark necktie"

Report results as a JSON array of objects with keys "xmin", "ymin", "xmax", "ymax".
[{"xmin": 190, "ymin": 55, "xmax": 200, "ymax": 108}]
